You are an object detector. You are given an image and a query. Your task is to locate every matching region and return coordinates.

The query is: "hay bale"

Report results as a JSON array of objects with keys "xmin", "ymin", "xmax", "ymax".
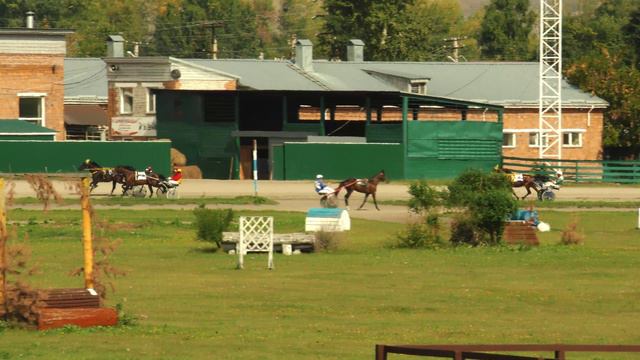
[
  {"xmin": 171, "ymin": 148, "xmax": 187, "ymax": 166},
  {"xmin": 181, "ymin": 165, "xmax": 202, "ymax": 179}
]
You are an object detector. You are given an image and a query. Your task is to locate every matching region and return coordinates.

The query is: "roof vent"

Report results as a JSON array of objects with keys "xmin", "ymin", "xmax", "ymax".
[
  {"xmin": 106, "ymin": 35, "xmax": 125, "ymax": 58},
  {"xmin": 25, "ymin": 11, "xmax": 35, "ymax": 29},
  {"xmin": 347, "ymin": 39, "xmax": 364, "ymax": 62},
  {"xmin": 295, "ymin": 39, "xmax": 313, "ymax": 72}
]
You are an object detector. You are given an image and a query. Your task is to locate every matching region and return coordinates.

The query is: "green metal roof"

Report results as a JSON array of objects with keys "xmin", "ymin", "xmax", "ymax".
[{"xmin": 0, "ymin": 120, "xmax": 57, "ymax": 134}]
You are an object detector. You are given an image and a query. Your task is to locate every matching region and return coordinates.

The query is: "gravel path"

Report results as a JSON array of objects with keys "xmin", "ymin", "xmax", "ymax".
[{"xmin": 5, "ymin": 179, "xmax": 640, "ymax": 224}]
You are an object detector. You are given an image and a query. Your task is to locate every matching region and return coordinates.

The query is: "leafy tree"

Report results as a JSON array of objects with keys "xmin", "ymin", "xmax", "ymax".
[
  {"xmin": 477, "ymin": 0, "xmax": 535, "ymax": 60},
  {"xmin": 318, "ymin": 0, "xmax": 410, "ymax": 61},
  {"xmin": 564, "ymin": 0, "xmax": 640, "ymax": 156},
  {"xmin": 318, "ymin": 0, "xmax": 465, "ymax": 61},
  {"xmin": 623, "ymin": 7, "xmax": 640, "ymax": 65},
  {"xmin": 150, "ymin": 0, "xmax": 260, "ymax": 58}
]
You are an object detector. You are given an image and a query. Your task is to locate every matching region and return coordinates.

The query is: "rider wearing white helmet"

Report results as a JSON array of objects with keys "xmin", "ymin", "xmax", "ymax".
[{"xmin": 314, "ymin": 174, "xmax": 334, "ymax": 195}]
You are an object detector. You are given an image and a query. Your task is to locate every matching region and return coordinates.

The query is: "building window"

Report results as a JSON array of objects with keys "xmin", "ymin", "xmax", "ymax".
[
  {"xmin": 563, "ymin": 132, "xmax": 582, "ymax": 147},
  {"xmin": 146, "ymin": 88, "xmax": 156, "ymax": 114},
  {"xmin": 410, "ymin": 81, "xmax": 427, "ymax": 95},
  {"xmin": 502, "ymin": 132, "xmax": 516, "ymax": 148},
  {"xmin": 528, "ymin": 132, "xmax": 549, "ymax": 147},
  {"xmin": 120, "ymin": 87, "xmax": 134, "ymax": 114},
  {"xmin": 19, "ymin": 96, "xmax": 45, "ymax": 126}
]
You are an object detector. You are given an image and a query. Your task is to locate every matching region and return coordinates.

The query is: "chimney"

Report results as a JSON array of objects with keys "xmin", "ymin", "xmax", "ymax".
[
  {"xmin": 295, "ymin": 39, "xmax": 313, "ymax": 72},
  {"xmin": 106, "ymin": 35, "xmax": 125, "ymax": 57},
  {"xmin": 25, "ymin": 11, "xmax": 35, "ymax": 29},
  {"xmin": 347, "ymin": 39, "xmax": 364, "ymax": 62}
]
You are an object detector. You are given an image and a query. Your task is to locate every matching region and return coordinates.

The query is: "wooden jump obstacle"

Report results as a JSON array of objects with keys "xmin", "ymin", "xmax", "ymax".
[
  {"xmin": 0, "ymin": 175, "xmax": 118, "ymax": 329},
  {"xmin": 502, "ymin": 221, "xmax": 539, "ymax": 246}
]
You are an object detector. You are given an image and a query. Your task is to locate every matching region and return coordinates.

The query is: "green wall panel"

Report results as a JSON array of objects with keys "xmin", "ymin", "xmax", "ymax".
[
  {"xmin": 282, "ymin": 143, "xmax": 402, "ymax": 180},
  {"xmin": 0, "ymin": 141, "xmax": 171, "ymax": 174},
  {"xmin": 156, "ymin": 92, "xmax": 238, "ymax": 179},
  {"xmin": 404, "ymin": 121, "xmax": 502, "ymax": 179},
  {"xmin": 272, "ymin": 145, "xmax": 284, "ymax": 180},
  {"xmin": 366, "ymin": 123, "xmax": 403, "ymax": 143}
]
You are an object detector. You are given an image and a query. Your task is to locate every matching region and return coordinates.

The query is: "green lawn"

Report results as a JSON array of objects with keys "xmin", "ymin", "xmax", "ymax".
[{"xmin": 0, "ymin": 208, "xmax": 639, "ymax": 359}]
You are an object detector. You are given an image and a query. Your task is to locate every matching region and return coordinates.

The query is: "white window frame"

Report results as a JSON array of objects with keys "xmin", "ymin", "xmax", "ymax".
[
  {"xmin": 409, "ymin": 81, "xmax": 427, "ymax": 95},
  {"xmin": 18, "ymin": 93, "xmax": 46, "ymax": 127},
  {"xmin": 528, "ymin": 132, "xmax": 550, "ymax": 148},
  {"xmin": 119, "ymin": 87, "xmax": 134, "ymax": 115},
  {"xmin": 562, "ymin": 132, "xmax": 583, "ymax": 147},
  {"xmin": 146, "ymin": 88, "xmax": 156, "ymax": 114},
  {"xmin": 502, "ymin": 132, "xmax": 516, "ymax": 148}
]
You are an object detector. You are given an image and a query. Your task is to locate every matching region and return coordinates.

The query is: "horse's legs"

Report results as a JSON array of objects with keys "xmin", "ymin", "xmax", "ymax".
[
  {"xmin": 511, "ymin": 187, "xmax": 520, "ymax": 200},
  {"xmin": 110, "ymin": 180, "xmax": 117, "ymax": 196},
  {"xmin": 147, "ymin": 183, "xmax": 154, "ymax": 198},
  {"xmin": 522, "ymin": 184, "xmax": 532, "ymax": 200},
  {"xmin": 344, "ymin": 189, "xmax": 353, "ymax": 209},
  {"xmin": 358, "ymin": 193, "xmax": 369, "ymax": 210},
  {"xmin": 371, "ymin": 192, "xmax": 380, "ymax": 211}
]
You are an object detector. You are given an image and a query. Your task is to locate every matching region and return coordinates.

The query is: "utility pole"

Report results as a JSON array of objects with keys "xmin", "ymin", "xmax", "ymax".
[
  {"xmin": 289, "ymin": 33, "xmax": 297, "ymax": 60},
  {"xmin": 444, "ymin": 36, "xmax": 466, "ymax": 62},
  {"xmin": 209, "ymin": 21, "xmax": 224, "ymax": 60}
]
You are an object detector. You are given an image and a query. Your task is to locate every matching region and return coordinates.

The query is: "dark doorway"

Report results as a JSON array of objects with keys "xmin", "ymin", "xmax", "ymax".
[{"xmin": 239, "ymin": 137, "xmax": 270, "ymax": 179}]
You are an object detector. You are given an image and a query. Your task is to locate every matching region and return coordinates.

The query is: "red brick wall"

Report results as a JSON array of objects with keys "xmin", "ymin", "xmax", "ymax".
[
  {"xmin": 502, "ymin": 108, "xmax": 604, "ymax": 160},
  {"xmin": 0, "ymin": 54, "xmax": 66, "ymax": 140}
]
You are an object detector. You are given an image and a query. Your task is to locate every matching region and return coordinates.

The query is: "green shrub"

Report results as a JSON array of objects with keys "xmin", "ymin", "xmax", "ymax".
[
  {"xmin": 193, "ymin": 205, "xmax": 234, "ymax": 249},
  {"xmin": 446, "ymin": 169, "xmax": 517, "ymax": 245},
  {"xmin": 408, "ymin": 180, "xmax": 441, "ymax": 214},
  {"xmin": 397, "ymin": 214, "xmax": 443, "ymax": 249},
  {"xmin": 450, "ymin": 216, "xmax": 479, "ymax": 246}
]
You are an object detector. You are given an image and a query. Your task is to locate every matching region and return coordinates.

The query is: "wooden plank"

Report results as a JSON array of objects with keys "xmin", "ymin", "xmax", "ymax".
[{"xmin": 38, "ymin": 308, "xmax": 117, "ymax": 330}]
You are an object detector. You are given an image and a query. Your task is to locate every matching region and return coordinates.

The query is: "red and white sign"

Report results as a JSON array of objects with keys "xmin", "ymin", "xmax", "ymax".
[{"xmin": 111, "ymin": 116, "xmax": 156, "ymax": 137}]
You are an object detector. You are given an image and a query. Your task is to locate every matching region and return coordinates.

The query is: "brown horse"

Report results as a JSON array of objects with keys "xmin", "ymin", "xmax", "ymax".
[
  {"xmin": 113, "ymin": 166, "xmax": 166, "ymax": 197},
  {"xmin": 78, "ymin": 160, "xmax": 125, "ymax": 195},
  {"xmin": 336, "ymin": 170, "xmax": 386, "ymax": 210},
  {"xmin": 497, "ymin": 167, "xmax": 563, "ymax": 200}
]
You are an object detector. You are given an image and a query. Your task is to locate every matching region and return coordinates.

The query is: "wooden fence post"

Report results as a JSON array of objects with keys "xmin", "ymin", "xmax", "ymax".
[
  {"xmin": 81, "ymin": 178, "xmax": 94, "ymax": 289},
  {"xmin": 0, "ymin": 178, "xmax": 6, "ymax": 317}
]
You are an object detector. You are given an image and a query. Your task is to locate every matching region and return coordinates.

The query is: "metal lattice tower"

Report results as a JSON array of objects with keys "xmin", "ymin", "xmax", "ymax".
[{"xmin": 539, "ymin": 0, "xmax": 563, "ymax": 160}]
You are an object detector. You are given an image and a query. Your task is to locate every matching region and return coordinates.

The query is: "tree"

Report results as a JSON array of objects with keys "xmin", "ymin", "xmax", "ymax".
[
  {"xmin": 318, "ymin": 0, "xmax": 464, "ymax": 61},
  {"xmin": 150, "ymin": 0, "xmax": 260, "ymax": 58},
  {"xmin": 563, "ymin": 0, "xmax": 640, "ymax": 156},
  {"xmin": 318, "ymin": 0, "xmax": 410, "ymax": 61},
  {"xmin": 477, "ymin": 0, "xmax": 535, "ymax": 60}
]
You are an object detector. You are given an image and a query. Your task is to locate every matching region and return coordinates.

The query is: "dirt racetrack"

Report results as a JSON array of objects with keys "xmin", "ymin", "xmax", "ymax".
[{"xmin": 6, "ymin": 179, "xmax": 640, "ymax": 224}]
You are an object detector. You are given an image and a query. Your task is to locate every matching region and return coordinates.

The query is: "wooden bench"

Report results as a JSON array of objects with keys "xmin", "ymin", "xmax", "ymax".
[
  {"xmin": 222, "ymin": 232, "xmax": 315, "ymax": 253},
  {"xmin": 503, "ymin": 221, "xmax": 539, "ymax": 246}
]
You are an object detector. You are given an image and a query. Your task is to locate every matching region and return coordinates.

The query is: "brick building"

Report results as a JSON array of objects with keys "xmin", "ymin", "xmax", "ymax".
[
  {"xmin": 0, "ymin": 15, "xmax": 72, "ymax": 140},
  {"xmin": 64, "ymin": 39, "xmax": 607, "ymax": 161}
]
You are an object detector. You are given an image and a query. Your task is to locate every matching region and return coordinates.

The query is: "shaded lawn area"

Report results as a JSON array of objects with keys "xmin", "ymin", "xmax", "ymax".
[{"xmin": 0, "ymin": 209, "xmax": 638, "ymax": 359}]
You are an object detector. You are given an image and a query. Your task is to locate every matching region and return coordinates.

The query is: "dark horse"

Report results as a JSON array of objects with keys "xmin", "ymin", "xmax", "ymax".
[
  {"xmin": 78, "ymin": 160, "xmax": 125, "ymax": 195},
  {"xmin": 113, "ymin": 166, "xmax": 167, "ymax": 197},
  {"xmin": 336, "ymin": 170, "xmax": 386, "ymax": 210}
]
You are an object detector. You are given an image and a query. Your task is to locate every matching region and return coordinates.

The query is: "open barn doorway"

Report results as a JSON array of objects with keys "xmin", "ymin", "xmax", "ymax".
[{"xmin": 239, "ymin": 137, "xmax": 270, "ymax": 180}]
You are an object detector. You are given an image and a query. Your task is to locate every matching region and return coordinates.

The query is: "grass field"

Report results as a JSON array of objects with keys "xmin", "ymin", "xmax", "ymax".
[{"xmin": 0, "ymin": 208, "xmax": 639, "ymax": 359}]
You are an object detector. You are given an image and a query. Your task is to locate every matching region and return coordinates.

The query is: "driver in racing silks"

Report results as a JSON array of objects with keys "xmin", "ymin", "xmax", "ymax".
[{"xmin": 314, "ymin": 174, "xmax": 334, "ymax": 195}]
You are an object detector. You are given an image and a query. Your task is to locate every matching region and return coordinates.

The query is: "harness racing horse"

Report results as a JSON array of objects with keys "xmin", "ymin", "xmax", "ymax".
[
  {"xmin": 113, "ymin": 166, "xmax": 166, "ymax": 197},
  {"xmin": 497, "ymin": 167, "xmax": 563, "ymax": 200},
  {"xmin": 78, "ymin": 160, "xmax": 125, "ymax": 195},
  {"xmin": 336, "ymin": 170, "xmax": 386, "ymax": 210}
]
